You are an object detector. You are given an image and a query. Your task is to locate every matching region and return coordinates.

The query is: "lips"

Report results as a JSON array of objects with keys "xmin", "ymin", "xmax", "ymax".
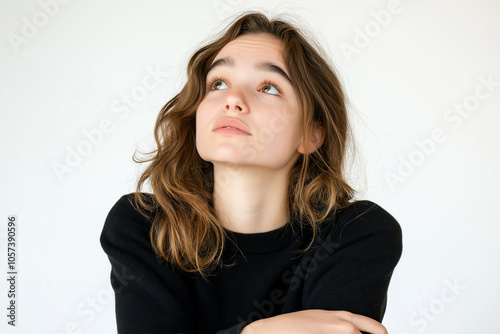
[{"xmin": 213, "ymin": 117, "xmax": 251, "ymax": 135}]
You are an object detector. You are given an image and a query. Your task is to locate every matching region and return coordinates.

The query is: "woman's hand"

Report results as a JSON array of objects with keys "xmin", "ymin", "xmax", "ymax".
[{"xmin": 240, "ymin": 309, "xmax": 388, "ymax": 334}]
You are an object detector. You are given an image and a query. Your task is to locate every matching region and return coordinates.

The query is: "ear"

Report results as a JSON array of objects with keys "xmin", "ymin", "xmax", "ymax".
[{"xmin": 298, "ymin": 125, "xmax": 325, "ymax": 154}]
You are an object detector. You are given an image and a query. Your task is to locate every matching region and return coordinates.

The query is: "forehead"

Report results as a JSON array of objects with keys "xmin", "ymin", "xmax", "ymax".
[{"xmin": 214, "ymin": 33, "xmax": 285, "ymax": 64}]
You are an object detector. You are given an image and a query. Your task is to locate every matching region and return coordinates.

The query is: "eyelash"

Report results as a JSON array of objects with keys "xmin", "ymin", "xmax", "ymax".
[
  {"xmin": 206, "ymin": 77, "xmax": 224, "ymax": 91},
  {"xmin": 206, "ymin": 77, "xmax": 282, "ymax": 95}
]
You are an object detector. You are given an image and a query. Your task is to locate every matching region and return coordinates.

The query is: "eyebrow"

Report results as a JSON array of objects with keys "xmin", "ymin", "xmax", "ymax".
[{"xmin": 206, "ymin": 56, "xmax": 292, "ymax": 84}]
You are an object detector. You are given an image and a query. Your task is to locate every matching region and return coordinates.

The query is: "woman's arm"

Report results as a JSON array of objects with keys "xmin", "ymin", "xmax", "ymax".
[
  {"xmin": 243, "ymin": 201, "xmax": 402, "ymax": 333},
  {"xmin": 241, "ymin": 310, "xmax": 387, "ymax": 334},
  {"xmin": 301, "ymin": 201, "xmax": 403, "ymax": 320},
  {"xmin": 100, "ymin": 194, "xmax": 197, "ymax": 333}
]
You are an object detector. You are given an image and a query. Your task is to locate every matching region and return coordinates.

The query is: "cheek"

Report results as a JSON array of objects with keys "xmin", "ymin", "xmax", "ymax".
[
  {"xmin": 195, "ymin": 101, "xmax": 210, "ymax": 134},
  {"xmin": 194, "ymin": 109, "xmax": 207, "ymax": 157},
  {"xmin": 252, "ymin": 111, "xmax": 300, "ymax": 158},
  {"xmin": 267, "ymin": 105, "xmax": 301, "ymax": 142}
]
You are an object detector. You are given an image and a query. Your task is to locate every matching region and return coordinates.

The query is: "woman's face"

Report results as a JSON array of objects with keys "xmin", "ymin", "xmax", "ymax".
[{"xmin": 196, "ymin": 32, "xmax": 305, "ymax": 171}]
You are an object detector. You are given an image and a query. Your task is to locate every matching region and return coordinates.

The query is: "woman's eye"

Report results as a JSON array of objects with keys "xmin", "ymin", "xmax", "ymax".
[
  {"xmin": 211, "ymin": 79, "xmax": 229, "ymax": 91},
  {"xmin": 260, "ymin": 83, "xmax": 281, "ymax": 96}
]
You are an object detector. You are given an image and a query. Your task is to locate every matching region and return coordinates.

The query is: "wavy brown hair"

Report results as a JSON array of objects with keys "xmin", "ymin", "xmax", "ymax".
[{"xmin": 131, "ymin": 11, "xmax": 355, "ymax": 279}]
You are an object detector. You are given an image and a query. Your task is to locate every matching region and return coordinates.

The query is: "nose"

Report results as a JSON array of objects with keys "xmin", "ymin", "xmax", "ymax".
[{"xmin": 224, "ymin": 88, "xmax": 248, "ymax": 114}]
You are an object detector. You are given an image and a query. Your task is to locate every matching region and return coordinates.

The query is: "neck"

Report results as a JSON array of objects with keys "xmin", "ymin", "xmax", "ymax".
[{"xmin": 213, "ymin": 163, "xmax": 291, "ymax": 234}]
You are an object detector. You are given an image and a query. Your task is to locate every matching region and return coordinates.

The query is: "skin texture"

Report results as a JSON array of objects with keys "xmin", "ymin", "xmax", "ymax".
[
  {"xmin": 241, "ymin": 310, "xmax": 388, "ymax": 334},
  {"xmin": 196, "ymin": 32, "xmax": 323, "ymax": 234}
]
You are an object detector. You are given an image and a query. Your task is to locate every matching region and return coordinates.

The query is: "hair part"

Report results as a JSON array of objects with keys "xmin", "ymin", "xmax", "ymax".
[{"xmin": 131, "ymin": 11, "xmax": 355, "ymax": 280}]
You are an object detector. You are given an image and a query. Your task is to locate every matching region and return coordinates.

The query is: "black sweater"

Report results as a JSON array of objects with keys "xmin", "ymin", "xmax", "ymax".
[{"xmin": 100, "ymin": 193, "xmax": 403, "ymax": 334}]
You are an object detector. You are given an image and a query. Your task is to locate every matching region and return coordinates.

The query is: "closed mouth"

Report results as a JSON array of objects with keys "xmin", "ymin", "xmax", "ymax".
[{"xmin": 213, "ymin": 118, "xmax": 251, "ymax": 135}]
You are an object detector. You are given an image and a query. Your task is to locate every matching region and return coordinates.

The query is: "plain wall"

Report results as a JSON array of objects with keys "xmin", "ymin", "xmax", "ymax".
[{"xmin": 1, "ymin": 0, "xmax": 499, "ymax": 333}]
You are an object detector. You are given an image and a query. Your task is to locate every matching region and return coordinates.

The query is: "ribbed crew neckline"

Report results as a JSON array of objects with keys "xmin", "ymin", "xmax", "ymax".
[{"xmin": 223, "ymin": 222, "xmax": 298, "ymax": 255}]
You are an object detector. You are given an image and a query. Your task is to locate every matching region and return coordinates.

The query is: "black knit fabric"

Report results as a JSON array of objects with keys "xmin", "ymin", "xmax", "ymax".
[{"xmin": 100, "ymin": 193, "xmax": 403, "ymax": 334}]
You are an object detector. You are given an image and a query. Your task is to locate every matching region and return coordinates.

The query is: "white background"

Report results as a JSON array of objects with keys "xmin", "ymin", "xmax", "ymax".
[{"xmin": 1, "ymin": 0, "xmax": 499, "ymax": 333}]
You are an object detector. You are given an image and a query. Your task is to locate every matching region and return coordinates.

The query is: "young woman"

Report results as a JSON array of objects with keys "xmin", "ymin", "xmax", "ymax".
[{"xmin": 100, "ymin": 11, "xmax": 402, "ymax": 334}]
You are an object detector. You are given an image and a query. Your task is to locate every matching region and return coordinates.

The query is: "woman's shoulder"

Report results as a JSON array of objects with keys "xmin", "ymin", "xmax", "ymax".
[
  {"xmin": 100, "ymin": 192, "xmax": 156, "ymax": 245},
  {"xmin": 334, "ymin": 200, "xmax": 402, "ymax": 235},
  {"xmin": 106, "ymin": 192, "xmax": 155, "ymax": 220},
  {"xmin": 317, "ymin": 199, "xmax": 403, "ymax": 259}
]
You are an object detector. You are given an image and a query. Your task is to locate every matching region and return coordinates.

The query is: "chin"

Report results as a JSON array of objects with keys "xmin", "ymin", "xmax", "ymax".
[
  {"xmin": 198, "ymin": 143, "xmax": 248, "ymax": 162},
  {"xmin": 207, "ymin": 154, "xmax": 249, "ymax": 166}
]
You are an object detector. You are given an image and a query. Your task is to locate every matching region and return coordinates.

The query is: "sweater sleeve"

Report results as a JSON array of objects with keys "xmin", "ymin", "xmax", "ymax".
[
  {"xmin": 100, "ymin": 193, "xmax": 197, "ymax": 334},
  {"xmin": 301, "ymin": 200, "xmax": 403, "ymax": 323}
]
